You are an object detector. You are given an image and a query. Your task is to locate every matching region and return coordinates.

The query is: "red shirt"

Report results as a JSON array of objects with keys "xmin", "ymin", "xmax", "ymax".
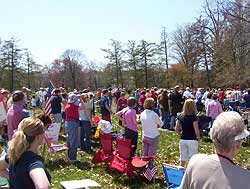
[
  {"xmin": 65, "ymin": 103, "xmax": 79, "ymax": 121},
  {"xmin": 151, "ymin": 92, "xmax": 158, "ymax": 103},
  {"xmin": 218, "ymin": 90, "xmax": 225, "ymax": 101},
  {"xmin": 139, "ymin": 95, "xmax": 146, "ymax": 106},
  {"xmin": 117, "ymin": 97, "xmax": 127, "ymax": 110}
]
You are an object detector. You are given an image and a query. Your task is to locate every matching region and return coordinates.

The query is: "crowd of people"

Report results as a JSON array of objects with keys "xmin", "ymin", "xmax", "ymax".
[{"xmin": 0, "ymin": 84, "xmax": 249, "ymax": 188}]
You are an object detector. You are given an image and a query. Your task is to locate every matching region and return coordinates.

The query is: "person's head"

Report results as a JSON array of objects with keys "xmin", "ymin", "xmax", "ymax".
[
  {"xmin": 248, "ymin": 88, "xmax": 250, "ymax": 94},
  {"xmin": 120, "ymin": 92, "xmax": 125, "ymax": 98},
  {"xmin": 81, "ymin": 93, "xmax": 89, "ymax": 103},
  {"xmin": 207, "ymin": 92, "xmax": 213, "ymax": 99},
  {"xmin": 54, "ymin": 89, "xmax": 61, "ymax": 95},
  {"xmin": 102, "ymin": 89, "xmax": 108, "ymax": 96},
  {"xmin": 141, "ymin": 91, "xmax": 146, "ymax": 95},
  {"xmin": 12, "ymin": 90, "xmax": 25, "ymax": 106},
  {"xmin": 68, "ymin": 93, "xmax": 78, "ymax": 104},
  {"xmin": 36, "ymin": 112, "xmax": 52, "ymax": 129},
  {"xmin": 8, "ymin": 117, "xmax": 45, "ymax": 164},
  {"xmin": 143, "ymin": 98, "xmax": 155, "ymax": 110},
  {"xmin": 210, "ymin": 111, "xmax": 250, "ymax": 155},
  {"xmin": 174, "ymin": 85, "xmax": 180, "ymax": 92},
  {"xmin": 212, "ymin": 93, "xmax": 218, "ymax": 100},
  {"xmin": 186, "ymin": 87, "xmax": 190, "ymax": 91},
  {"xmin": 32, "ymin": 95, "xmax": 35, "ymax": 99},
  {"xmin": 127, "ymin": 97, "xmax": 137, "ymax": 108},
  {"xmin": 181, "ymin": 99, "xmax": 197, "ymax": 116}
]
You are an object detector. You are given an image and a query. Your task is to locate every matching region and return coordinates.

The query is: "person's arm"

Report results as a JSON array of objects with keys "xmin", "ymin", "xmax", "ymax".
[
  {"xmin": 0, "ymin": 156, "xmax": 9, "ymax": 179},
  {"xmin": 85, "ymin": 107, "xmax": 93, "ymax": 127},
  {"xmin": 154, "ymin": 113, "xmax": 163, "ymax": 128},
  {"xmin": 175, "ymin": 120, "xmax": 181, "ymax": 135},
  {"xmin": 115, "ymin": 110, "xmax": 125, "ymax": 124},
  {"xmin": 193, "ymin": 120, "xmax": 200, "ymax": 141},
  {"xmin": 29, "ymin": 168, "xmax": 51, "ymax": 189},
  {"xmin": 78, "ymin": 98, "xmax": 85, "ymax": 111},
  {"xmin": 168, "ymin": 99, "xmax": 172, "ymax": 114}
]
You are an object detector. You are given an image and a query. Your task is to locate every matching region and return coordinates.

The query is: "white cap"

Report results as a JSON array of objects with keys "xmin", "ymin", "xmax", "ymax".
[
  {"xmin": 234, "ymin": 129, "xmax": 250, "ymax": 141},
  {"xmin": 186, "ymin": 87, "xmax": 190, "ymax": 91}
]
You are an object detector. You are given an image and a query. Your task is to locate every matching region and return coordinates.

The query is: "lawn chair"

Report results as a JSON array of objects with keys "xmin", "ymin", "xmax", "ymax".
[
  {"xmin": 162, "ymin": 163, "xmax": 185, "ymax": 189},
  {"xmin": 109, "ymin": 137, "xmax": 134, "ymax": 178},
  {"xmin": 197, "ymin": 115, "xmax": 212, "ymax": 137},
  {"xmin": 132, "ymin": 155, "xmax": 157, "ymax": 181},
  {"xmin": 44, "ymin": 134, "xmax": 69, "ymax": 163},
  {"xmin": 92, "ymin": 132, "xmax": 113, "ymax": 164}
]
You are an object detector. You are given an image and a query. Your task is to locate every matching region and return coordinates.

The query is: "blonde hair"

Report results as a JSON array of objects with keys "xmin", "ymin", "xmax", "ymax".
[
  {"xmin": 181, "ymin": 99, "xmax": 197, "ymax": 116},
  {"xmin": 210, "ymin": 111, "xmax": 244, "ymax": 153},
  {"xmin": 8, "ymin": 117, "xmax": 44, "ymax": 164},
  {"xmin": 144, "ymin": 98, "xmax": 155, "ymax": 110}
]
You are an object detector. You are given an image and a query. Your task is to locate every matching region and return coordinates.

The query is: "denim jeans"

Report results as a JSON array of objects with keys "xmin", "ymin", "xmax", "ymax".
[
  {"xmin": 80, "ymin": 120, "xmax": 91, "ymax": 151},
  {"xmin": 161, "ymin": 109, "xmax": 170, "ymax": 129},
  {"xmin": 170, "ymin": 115, "xmax": 176, "ymax": 129},
  {"xmin": 65, "ymin": 121, "xmax": 79, "ymax": 160},
  {"xmin": 142, "ymin": 135, "xmax": 159, "ymax": 156},
  {"xmin": 52, "ymin": 113, "xmax": 62, "ymax": 123}
]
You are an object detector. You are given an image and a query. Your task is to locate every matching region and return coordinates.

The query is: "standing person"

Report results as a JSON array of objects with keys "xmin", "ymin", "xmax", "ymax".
[
  {"xmin": 202, "ymin": 88, "xmax": 210, "ymax": 104},
  {"xmin": 206, "ymin": 93, "xmax": 223, "ymax": 125},
  {"xmin": 138, "ymin": 91, "xmax": 146, "ymax": 112},
  {"xmin": 180, "ymin": 111, "xmax": 250, "ymax": 189},
  {"xmin": 64, "ymin": 93, "xmax": 80, "ymax": 162},
  {"xmin": 140, "ymin": 98, "xmax": 163, "ymax": 158},
  {"xmin": 78, "ymin": 94, "xmax": 93, "ymax": 153},
  {"xmin": 243, "ymin": 88, "xmax": 250, "ymax": 108},
  {"xmin": 159, "ymin": 90, "xmax": 170, "ymax": 129},
  {"xmin": 116, "ymin": 97, "xmax": 138, "ymax": 157},
  {"xmin": 8, "ymin": 117, "xmax": 51, "ymax": 189},
  {"xmin": 97, "ymin": 88, "xmax": 102, "ymax": 100},
  {"xmin": 50, "ymin": 89, "xmax": 62, "ymax": 123},
  {"xmin": 117, "ymin": 92, "xmax": 127, "ymax": 126},
  {"xmin": 89, "ymin": 93, "xmax": 95, "ymax": 116},
  {"xmin": 168, "ymin": 86, "xmax": 183, "ymax": 131},
  {"xmin": 99, "ymin": 89, "xmax": 112, "ymax": 122},
  {"xmin": 183, "ymin": 87, "xmax": 192, "ymax": 100},
  {"xmin": 175, "ymin": 99, "xmax": 200, "ymax": 167},
  {"xmin": 7, "ymin": 91, "xmax": 29, "ymax": 140},
  {"xmin": 218, "ymin": 88, "xmax": 225, "ymax": 104}
]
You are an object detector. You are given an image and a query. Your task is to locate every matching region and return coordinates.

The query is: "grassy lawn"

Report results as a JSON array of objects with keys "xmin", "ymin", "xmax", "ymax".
[
  {"xmin": 1, "ymin": 113, "xmax": 250, "ymax": 189},
  {"xmin": 40, "ymin": 114, "xmax": 250, "ymax": 189}
]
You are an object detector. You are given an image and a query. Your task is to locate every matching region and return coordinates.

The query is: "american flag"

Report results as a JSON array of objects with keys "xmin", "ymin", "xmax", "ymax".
[
  {"xmin": 143, "ymin": 165, "xmax": 157, "ymax": 181},
  {"xmin": 45, "ymin": 80, "xmax": 54, "ymax": 116}
]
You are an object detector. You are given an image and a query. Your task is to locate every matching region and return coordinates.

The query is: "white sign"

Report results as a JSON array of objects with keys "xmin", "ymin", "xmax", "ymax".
[{"xmin": 45, "ymin": 123, "xmax": 61, "ymax": 142}]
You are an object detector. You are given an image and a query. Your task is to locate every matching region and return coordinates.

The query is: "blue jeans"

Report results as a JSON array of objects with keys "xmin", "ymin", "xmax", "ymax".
[
  {"xmin": 170, "ymin": 115, "xmax": 176, "ymax": 129},
  {"xmin": 65, "ymin": 121, "xmax": 79, "ymax": 160},
  {"xmin": 161, "ymin": 110, "xmax": 170, "ymax": 129},
  {"xmin": 80, "ymin": 120, "xmax": 91, "ymax": 151},
  {"xmin": 52, "ymin": 113, "xmax": 62, "ymax": 123}
]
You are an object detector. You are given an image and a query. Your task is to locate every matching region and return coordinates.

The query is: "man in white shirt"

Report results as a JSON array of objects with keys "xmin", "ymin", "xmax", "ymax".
[{"xmin": 183, "ymin": 87, "xmax": 192, "ymax": 100}]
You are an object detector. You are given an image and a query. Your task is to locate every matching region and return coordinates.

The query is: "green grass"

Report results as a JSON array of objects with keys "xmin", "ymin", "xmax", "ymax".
[
  {"xmin": 40, "ymin": 114, "xmax": 250, "ymax": 189},
  {"xmin": 1, "ymin": 112, "xmax": 250, "ymax": 189}
]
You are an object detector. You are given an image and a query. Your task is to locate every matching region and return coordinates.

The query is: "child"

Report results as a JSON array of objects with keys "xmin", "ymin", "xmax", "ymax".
[
  {"xmin": 116, "ymin": 97, "xmax": 137, "ymax": 157},
  {"xmin": 31, "ymin": 95, "xmax": 37, "ymax": 114}
]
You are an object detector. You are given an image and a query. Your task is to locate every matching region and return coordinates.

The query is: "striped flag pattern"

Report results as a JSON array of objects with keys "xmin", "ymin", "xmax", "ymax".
[
  {"xmin": 143, "ymin": 165, "xmax": 157, "ymax": 181},
  {"xmin": 45, "ymin": 81, "xmax": 54, "ymax": 116}
]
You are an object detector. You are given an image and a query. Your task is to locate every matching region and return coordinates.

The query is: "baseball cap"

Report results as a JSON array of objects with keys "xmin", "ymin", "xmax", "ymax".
[
  {"xmin": 68, "ymin": 93, "xmax": 78, "ymax": 103},
  {"xmin": 235, "ymin": 129, "xmax": 250, "ymax": 141}
]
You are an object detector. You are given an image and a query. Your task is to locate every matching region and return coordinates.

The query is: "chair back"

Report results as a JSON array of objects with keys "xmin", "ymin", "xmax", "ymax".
[
  {"xmin": 100, "ymin": 132, "xmax": 112, "ymax": 154},
  {"xmin": 44, "ymin": 134, "xmax": 52, "ymax": 149},
  {"xmin": 116, "ymin": 137, "xmax": 131, "ymax": 159},
  {"xmin": 162, "ymin": 164, "xmax": 184, "ymax": 186}
]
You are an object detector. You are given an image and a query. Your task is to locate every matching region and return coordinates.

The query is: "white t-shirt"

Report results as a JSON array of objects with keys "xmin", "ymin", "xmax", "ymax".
[
  {"xmin": 31, "ymin": 98, "xmax": 37, "ymax": 107},
  {"xmin": 140, "ymin": 109, "xmax": 163, "ymax": 138},
  {"xmin": 183, "ymin": 90, "xmax": 192, "ymax": 99}
]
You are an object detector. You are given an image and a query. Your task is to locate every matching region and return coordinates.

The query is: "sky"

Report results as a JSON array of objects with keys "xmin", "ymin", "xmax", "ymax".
[{"xmin": 0, "ymin": 0, "xmax": 204, "ymax": 66}]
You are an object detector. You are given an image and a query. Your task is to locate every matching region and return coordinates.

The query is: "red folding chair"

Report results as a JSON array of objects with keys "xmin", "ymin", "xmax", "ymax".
[
  {"xmin": 92, "ymin": 132, "xmax": 113, "ymax": 164},
  {"xmin": 109, "ymin": 137, "xmax": 135, "ymax": 178}
]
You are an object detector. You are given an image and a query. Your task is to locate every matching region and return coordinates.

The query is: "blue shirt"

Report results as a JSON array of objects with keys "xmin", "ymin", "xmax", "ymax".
[
  {"xmin": 100, "ymin": 96, "xmax": 110, "ymax": 116},
  {"xmin": 244, "ymin": 93, "xmax": 250, "ymax": 108},
  {"xmin": 9, "ymin": 151, "xmax": 51, "ymax": 189},
  {"xmin": 50, "ymin": 95, "xmax": 62, "ymax": 114},
  {"xmin": 79, "ymin": 103, "xmax": 90, "ymax": 121}
]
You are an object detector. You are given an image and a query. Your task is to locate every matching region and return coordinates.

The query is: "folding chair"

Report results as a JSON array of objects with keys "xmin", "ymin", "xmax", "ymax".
[
  {"xmin": 92, "ymin": 133, "xmax": 113, "ymax": 164},
  {"xmin": 44, "ymin": 134, "xmax": 69, "ymax": 163},
  {"xmin": 109, "ymin": 137, "xmax": 134, "ymax": 178},
  {"xmin": 162, "ymin": 163, "xmax": 185, "ymax": 189}
]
